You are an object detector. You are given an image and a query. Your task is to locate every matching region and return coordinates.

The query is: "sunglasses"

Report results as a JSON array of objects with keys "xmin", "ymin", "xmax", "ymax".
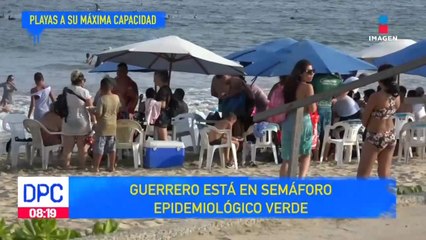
[{"xmin": 305, "ymin": 69, "xmax": 315, "ymax": 75}]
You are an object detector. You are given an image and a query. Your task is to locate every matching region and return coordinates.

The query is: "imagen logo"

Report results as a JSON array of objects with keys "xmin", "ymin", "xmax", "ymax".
[
  {"xmin": 378, "ymin": 15, "xmax": 388, "ymax": 34},
  {"xmin": 369, "ymin": 15, "xmax": 398, "ymax": 42}
]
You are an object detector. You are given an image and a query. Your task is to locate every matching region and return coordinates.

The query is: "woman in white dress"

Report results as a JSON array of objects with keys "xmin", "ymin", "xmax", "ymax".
[{"xmin": 62, "ymin": 70, "xmax": 96, "ymax": 169}]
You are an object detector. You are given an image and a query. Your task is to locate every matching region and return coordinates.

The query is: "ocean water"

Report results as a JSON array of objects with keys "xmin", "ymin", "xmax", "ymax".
[{"xmin": 0, "ymin": 0, "xmax": 425, "ymax": 115}]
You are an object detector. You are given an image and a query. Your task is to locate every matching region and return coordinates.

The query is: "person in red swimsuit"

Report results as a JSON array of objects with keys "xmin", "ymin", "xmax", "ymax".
[{"xmin": 113, "ymin": 63, "xmax": 139, "ymax": 119}]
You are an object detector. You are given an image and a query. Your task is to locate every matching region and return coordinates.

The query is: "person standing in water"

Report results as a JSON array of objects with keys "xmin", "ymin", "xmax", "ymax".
[
  {"xmin": 28, "ymin": 72, "xmax": 55, "ymax": 120},
  {"xmin": 0, "ymin": 75, "xmax": 17, "ymax": 106}
]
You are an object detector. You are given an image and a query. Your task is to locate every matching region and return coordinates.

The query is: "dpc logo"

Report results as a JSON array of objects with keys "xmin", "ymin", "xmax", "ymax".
[
  {"xmin": 17, "ymin": 177, "xmax": 70, "ymax": 218},
  {"xmin": 369, "ymin": 15, "xmax": 398, "ymax": 42}
]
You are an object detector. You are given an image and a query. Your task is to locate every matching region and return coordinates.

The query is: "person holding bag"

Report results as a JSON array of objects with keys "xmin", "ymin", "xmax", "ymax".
[{"xmin": 61, "ymin": 70, "xmax": 96, "ymax": 170}]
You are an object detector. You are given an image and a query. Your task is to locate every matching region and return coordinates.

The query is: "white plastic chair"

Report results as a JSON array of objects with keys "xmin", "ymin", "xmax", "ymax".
[
  {"xmin": 172, "ymin": 113, "xmax": 204, "ymax": 153},
  {"xmin": 320, "ymin": 120, "xmax": 362, "ymax": 166},
  {"xmin": 116, "ymin": 120, "xmax": 144, "ymax": 168},
  {"xmin": 398, "ymin": 121, "xmax": 426, "ymax": 163},
  {"xmin": 394, "ymin": 112, "xmax": 415, "ymax": 140},
  {"xmin": 23, "ymin": 119, "xmax": 62, "ymax": 170},
  {"xmin": 0, "ymin": 118, "xmax": 11, "ymax": 155},
  {"xmin": 0, "ymin": 133, "xmax": 10, "ymax": 156},
  {"xmin": 2, "ymin": 113, "xmax": 31, "ymax": 168},
  {"xmin": 242, "ymin": 123, "xmax": 279, "ymax": 165},
  {"xmin": 198, "ymin": 124, "xmax": 238, "ymax": 170},
  {"xmin": 143, "ymin": 108, "xmax": 155, "ymax": 140}
]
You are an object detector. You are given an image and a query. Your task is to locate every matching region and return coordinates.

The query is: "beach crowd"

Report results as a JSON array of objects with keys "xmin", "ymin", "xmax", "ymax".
[{"xmin": 1, "ymin": 60, "xmax": 423, "ymax": 177}]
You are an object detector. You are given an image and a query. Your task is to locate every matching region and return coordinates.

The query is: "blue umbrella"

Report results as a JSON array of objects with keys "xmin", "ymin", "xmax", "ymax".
[
  {"xmin": 225, "ymin": 38, "xmax": 297, "ymax": 65},
  {"xmin": 373, "ymin": 39, "xmax": 426, "ymax": 77},
  {"xmin": 89, "ymin": 61, "xmax": 152, "ymax": 73},
  {"xmin": 244, "ymin": 39, "xmax": 377, "ymax": 77}
]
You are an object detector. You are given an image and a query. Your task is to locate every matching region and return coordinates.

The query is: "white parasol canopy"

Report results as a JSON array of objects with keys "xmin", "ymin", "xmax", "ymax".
[
  {"xmin": 357, "ymin": 39, "xmax": 417, "ymax": 62},
  {"xmin": 95, "ymin": 35, "xmax": 245, "ymax": 76}
]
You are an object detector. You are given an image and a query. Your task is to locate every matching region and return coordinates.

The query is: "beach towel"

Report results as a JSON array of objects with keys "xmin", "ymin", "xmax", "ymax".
[
  {"xmin": 310, "ymin": 111, "xmax": 320, "ymax": 149},
  {"xmin": 145, "ymin": 98, "xmax": 161, "ymax": 125},
  {"xmin": 267, "ymin": 84, "xmax": 286, "ymax": 124},
  {"xmin": 31, "ymin": 86, "xmax": 51, "ymax": 120}
]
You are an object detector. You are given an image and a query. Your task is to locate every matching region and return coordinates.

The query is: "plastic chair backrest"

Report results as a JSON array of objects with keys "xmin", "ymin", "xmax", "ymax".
[
  {"xmin": 198, "ymin": 124, "xmax": 211, "ymax": 148},
  {"xmin": 199, "ymin": 124, "xmax": 228, "ymax": 147},
  {"xmin": 3, "ymin": 113, "xmax": 27, "ymax": 139},
  {"xmin": 395, "ymin": 113, "xmax": 415, "ymax": 136},
  {"xmin": 116, "ymin": 120, "xmax": 143, "ymax": 144},
  {"xmin": 332, "ymin": 121, "xmax": 362, "ymax": 143},
  {"xmin": 23, "ymin": 119, "xmax": 43, "ymax": 148},
  {"xmin": 344, "ymin": 122, "xmax": 362, "ymax": 142},
  {"xmin": 172, "ymin": 113, "xmax": 195, "ymax": 133},
  {"xmin": 400, "ymin": 122, "xmax": 425, "ymax": 142},
  {"xmin": 255, "ymin": 122, "xmax": 279, "ymax": 144},
  {"xmin": 411, "ymin": 121, "xmax": 426, "ymax": 140}
]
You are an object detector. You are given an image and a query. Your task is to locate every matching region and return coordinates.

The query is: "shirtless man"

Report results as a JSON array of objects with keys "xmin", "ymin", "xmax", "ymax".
[
  {"xmin": 208, "ymin": 113, "xmax": 240, "ymax": 168},
  {"xmin": 113, "ymin": 63, "xmax": 139, "ymax": 119}
]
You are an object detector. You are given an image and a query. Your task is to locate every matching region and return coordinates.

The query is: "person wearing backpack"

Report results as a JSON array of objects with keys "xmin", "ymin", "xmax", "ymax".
[{"xmin": 60, "ymin": 70, "xmax": 96, "ymax": 170}]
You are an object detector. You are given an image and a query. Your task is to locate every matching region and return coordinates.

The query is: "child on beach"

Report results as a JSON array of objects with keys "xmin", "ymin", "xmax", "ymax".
[
  {"xmin": 144, "ymin": 88, "xmax": 161, "ymax": 125},
  {"xmin": 0, "ymin": 75, "xmax": 17, "ymax": 106},
  {"xmin": 209, "ymin": 113, "xmax": 240, "ymax": 168},
  {"xmin": 91, "ymin": 77, "xmax": 121, "ymax": 172}
]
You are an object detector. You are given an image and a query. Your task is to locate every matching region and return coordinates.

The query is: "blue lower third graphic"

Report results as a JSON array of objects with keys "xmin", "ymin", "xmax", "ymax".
[
  {"xmin": 21, "ymin": 11, "xmax": 166, "ymax": 43},
  {"xmin": 68, "ymin": 177, "xmax": 396, "ymax": 219}
]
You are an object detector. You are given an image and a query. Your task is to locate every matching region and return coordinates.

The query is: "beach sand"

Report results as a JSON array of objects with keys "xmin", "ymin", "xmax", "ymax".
[
  {"xmin": 1, "ymin": 150, "xmax": 425, "ymax": 239},
  {"xmin": 179, "ymin": 206, "xmax": 426, "ymax": 240}
]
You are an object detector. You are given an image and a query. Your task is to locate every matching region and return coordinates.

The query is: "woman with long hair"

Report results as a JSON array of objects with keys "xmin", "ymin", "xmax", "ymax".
[
  {"xmin": 357, "ymin": 64, "xmax": 400, "ymax": 178},
  {"xmin": 279, "ymin": 60, "xmax": 316, "ymax": 178}
]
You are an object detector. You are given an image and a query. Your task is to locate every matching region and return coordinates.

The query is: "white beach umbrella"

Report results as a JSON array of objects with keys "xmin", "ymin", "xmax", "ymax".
[
  {"xmin": 357, "ymin": 39, "xmax": 417, "ymax": 62},
  {"xmin": 95, "ymin": 35, "xmax": 244, "ymax": 76}
]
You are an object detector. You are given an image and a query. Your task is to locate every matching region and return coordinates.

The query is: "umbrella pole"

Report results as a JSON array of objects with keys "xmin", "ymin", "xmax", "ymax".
[
  {"xmin": 397, "ymin": 74, "xmax": 400, "ymax": 85},
  {"xmin": 250, "ymin": 76, "xmax": 258, "ymax": 86},
  {"xmin": 168, "ymin": 61, "xmax": 172, "ymax": 86}
]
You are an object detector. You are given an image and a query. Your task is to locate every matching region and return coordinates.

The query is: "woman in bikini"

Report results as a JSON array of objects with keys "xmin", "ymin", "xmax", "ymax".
[{"xmin": 357, "ymin": 64, "xmax": 400, "ymax": 178}]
